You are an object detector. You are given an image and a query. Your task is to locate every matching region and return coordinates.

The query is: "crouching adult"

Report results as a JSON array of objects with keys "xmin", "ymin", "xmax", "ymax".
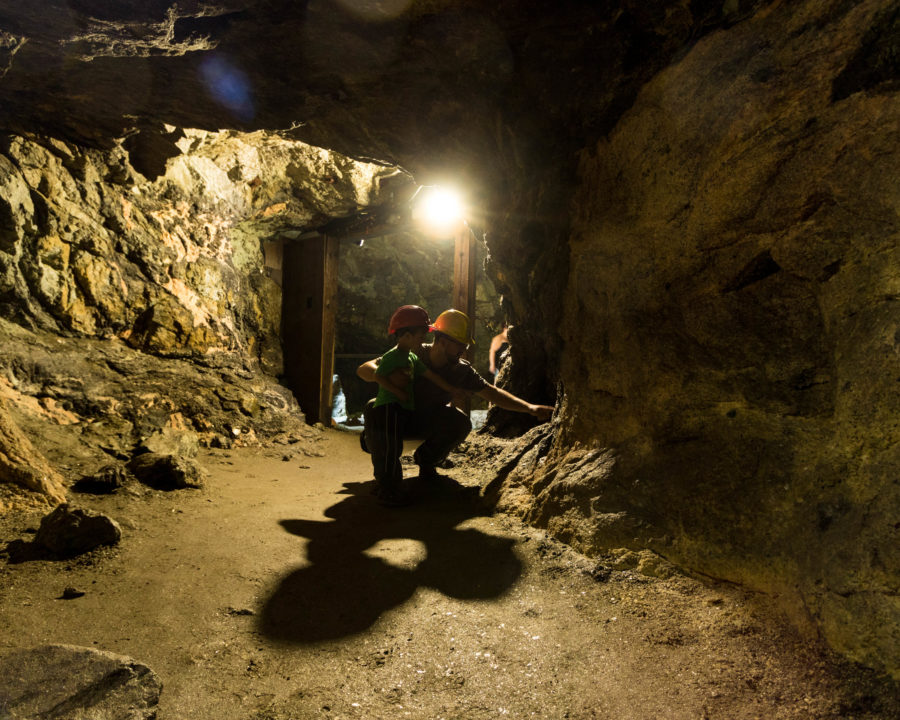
[{"xmin": 357, "ymin": 308, "xmax": 554, "ymax": 485}]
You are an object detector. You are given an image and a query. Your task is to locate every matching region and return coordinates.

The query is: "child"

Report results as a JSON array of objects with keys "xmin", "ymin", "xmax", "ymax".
[{"xmin": 368, "ymin": 305, "xmax": 461, "ymax": 506}]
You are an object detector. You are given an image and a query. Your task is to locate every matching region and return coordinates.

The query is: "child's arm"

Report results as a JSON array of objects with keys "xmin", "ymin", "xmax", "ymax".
[{"xmin": 375, "ymin": 368, "xmax": 410, "ymax": 404}]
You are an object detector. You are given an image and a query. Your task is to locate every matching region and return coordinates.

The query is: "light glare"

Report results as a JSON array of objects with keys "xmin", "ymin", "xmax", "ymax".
[{"xmin": 415, "ymin": 186, "xmax": 464, "ymax": 235}]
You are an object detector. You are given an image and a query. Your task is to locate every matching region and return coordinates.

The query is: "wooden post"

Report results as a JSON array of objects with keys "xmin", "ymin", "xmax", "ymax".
[
  {"xmin": 452, "ymin": 225, "xmax": 476, "ymax": 415},
  {"xmin": 318, "ymin": 234, "xmax": 339, "ymax": 424},
  {"xmin": 282, "ymin": 233, "xmax": 339, "ymax": 425},
  {"xmin": 452, "ymin": 226, "xmax": 476, "ymax": 323}
]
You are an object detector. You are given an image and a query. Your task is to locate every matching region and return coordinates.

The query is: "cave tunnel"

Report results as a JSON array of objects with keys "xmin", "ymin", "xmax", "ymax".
[
  {"xmin": 274, "ymin": 188, "xmax": 502, "ymax": 428},
  {"xmin": 1, "ymin": 0, "xmax": 899, "ymax": 716}
]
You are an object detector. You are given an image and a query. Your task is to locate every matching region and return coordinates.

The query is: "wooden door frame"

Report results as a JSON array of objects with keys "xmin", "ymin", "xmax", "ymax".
[{"xmin": 281, "ymin": 233, "xmax": 339, "ymax": 425}]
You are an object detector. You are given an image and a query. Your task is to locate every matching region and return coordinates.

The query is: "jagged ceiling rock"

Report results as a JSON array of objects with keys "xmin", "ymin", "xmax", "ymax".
[
  {"xmin": 162, "ymin": 127, "xmax": 411, "ymax": 238},
  {"xmin": 0, "ymin": 1, "xmax": 755, "ymax": 182}
]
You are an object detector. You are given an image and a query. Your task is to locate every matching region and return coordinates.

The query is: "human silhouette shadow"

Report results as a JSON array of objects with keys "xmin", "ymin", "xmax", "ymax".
[{"xmin": 258, "ymin": 479, "xmax": 522, "ymax": 643}]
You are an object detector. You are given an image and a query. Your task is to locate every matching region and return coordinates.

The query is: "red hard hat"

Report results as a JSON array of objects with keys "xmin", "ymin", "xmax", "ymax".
[{"xmin": 388, "ymin": 305, "xmax": 431, "ymax": 334}]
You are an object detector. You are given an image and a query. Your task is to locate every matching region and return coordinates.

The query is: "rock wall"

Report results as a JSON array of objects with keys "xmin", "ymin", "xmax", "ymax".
[
  {"xmin": 488, "ymin": 0, "xmax": 900, "ymax": 677},
  {"xmin": 0, "ymin": 130, "xmax": 400, "ymax": 368},
  {"xmin": 0, "ymin": 129, "xmax": 404, "ymax": 492}
]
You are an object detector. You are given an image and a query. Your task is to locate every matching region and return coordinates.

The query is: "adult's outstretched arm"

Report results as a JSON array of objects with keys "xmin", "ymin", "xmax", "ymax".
[{"xmin": 477, "ymin": 385, "xmax": 554, "ymax": 422}]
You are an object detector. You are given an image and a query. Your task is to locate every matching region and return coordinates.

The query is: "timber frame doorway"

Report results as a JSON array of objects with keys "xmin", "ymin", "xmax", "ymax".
[
  {"xmin": 281, "ymin": 233, "xmax": 339, "ymax": 425},
  {"xmin": 279, "ymin": 224, "xmax": 476, "ymax": 425}
]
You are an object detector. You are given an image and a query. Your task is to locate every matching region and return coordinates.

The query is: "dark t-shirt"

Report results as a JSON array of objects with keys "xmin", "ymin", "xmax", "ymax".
[{"xmin": 406, "ymin": 343, "xmax": 489, "ymax": 411}]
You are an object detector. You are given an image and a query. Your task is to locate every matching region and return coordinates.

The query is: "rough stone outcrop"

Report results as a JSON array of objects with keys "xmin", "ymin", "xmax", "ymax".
[
  {"xmin": 0, "ymin": 316, "xmax": 318, "ymax": 474},
  {"xmin": 0, "ymin": 644, "xmax": 161, "ymax": 719},
  {"xmin": 0, "ymin": 131, "xmax": 405, "ymax": 367},
  {"xmin": 0, "ymin": 128, "xmax": 384, "ymax": 495},
  {"xmin": 0, "ymin": 396, "xmax": 66, "ymax": 504}
]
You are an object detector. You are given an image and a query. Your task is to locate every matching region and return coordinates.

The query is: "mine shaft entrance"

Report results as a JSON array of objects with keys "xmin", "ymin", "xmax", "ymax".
[
  {"xmin": 275, "ymin": 225, "xmax": 477, "ymax": 426},
  {"xmin": 280, "ymin": 233, "xmax": 340, "ymax": 425}
]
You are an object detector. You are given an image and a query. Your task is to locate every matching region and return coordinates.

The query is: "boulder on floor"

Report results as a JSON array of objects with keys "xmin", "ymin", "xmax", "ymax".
[
  {"xmin": 127, "ymin": 452, "xmax": 204, "ymax": 490},
  {"xmin": 72, "ymin": 464, "xmax": 133, "ymax": 494},
  {"xmin": 34, "ymin": 503, "xmax": 122, "ymax": 557},
  {"xmin": 0, "ymin": 644, "xmax": 161, "ymax": 719},
  {"xmin": 137, "ymin": 426, "xmax": 200, "ymax": 458}
]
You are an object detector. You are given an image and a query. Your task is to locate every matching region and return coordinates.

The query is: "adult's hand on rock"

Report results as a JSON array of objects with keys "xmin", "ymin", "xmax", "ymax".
[{"xmin": 529, "ymin": 404, "xmax": 554, "ymax": 422}]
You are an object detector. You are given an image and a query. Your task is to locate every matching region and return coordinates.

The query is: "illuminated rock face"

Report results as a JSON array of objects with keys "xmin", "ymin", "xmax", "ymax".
[
  {"xmin": 0, "ymin": 130, "xmax": 402, "ymax": 475},
  {"xmin": 0, "ymin": 131, "xmax": 400, "ymax": 366},
  {"xmin": 500, "ymin": 0, "xmax": 900, "ymax": 678},
  {"xmin": 0, "ymin": 0, "xmax": 898, "ymax": 677}
]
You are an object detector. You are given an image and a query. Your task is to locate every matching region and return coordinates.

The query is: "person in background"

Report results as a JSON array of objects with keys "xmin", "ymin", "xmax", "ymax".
[
  {"xmin": 488, "ymin": 323, "xmax": 510, "ymax": 377},
  {"xmin": 358, "ymin": 309, "xmax": 553, "ymax": 501},
  {"xmin": 365, "ymin": 305, "xmax": 463, "ymax": 506}
]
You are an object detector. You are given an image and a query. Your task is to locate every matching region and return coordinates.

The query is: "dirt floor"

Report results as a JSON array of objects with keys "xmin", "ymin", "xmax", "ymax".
[{"xmin": 1, "ymin": 428, "xmax": 899, "ymax": 719}]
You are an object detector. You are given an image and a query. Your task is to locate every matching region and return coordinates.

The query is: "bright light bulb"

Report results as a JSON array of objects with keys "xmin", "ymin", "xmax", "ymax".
[{"xmin": 414, "ymin": 186, "xmax": 464, "ymax": 235}]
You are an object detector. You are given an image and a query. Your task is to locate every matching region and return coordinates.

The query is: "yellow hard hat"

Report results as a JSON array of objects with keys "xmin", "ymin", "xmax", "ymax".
[{"xmin": 431, "ymin": 309, "xmax": 473, "ymax": 345}]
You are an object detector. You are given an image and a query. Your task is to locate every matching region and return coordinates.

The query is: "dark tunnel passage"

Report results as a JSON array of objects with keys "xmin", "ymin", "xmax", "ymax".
[{"xmin": 0, "ymin": 1, "xmax": 899, "ymax": 715}]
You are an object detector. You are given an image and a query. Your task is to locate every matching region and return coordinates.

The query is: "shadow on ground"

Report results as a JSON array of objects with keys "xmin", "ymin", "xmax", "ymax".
[{"xmin": 258, "ymin": 478, "xmax": 522, "ymax": 642}]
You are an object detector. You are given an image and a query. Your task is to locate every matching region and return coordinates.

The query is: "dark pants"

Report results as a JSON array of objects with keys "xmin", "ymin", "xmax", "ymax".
[
  {"xmin": 363, "ymin": 399, "xmax": 471, "ymax": 487},
  {"xmin": 364, "ymin": 402, "xmax": 411, "ymax": 494}
]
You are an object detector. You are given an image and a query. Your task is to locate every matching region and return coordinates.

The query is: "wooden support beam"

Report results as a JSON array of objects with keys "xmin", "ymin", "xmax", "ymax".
[
  {"xmin": 318, "ymin": 234, "xmax": 339, "ymax": 424},
  {"xmin": 452, "ymin": 226, "xmax": 477, "ymax": 415},
  {"xmin": 452, "ymin": 226, "xmax": 476, "ymax": 323}
]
